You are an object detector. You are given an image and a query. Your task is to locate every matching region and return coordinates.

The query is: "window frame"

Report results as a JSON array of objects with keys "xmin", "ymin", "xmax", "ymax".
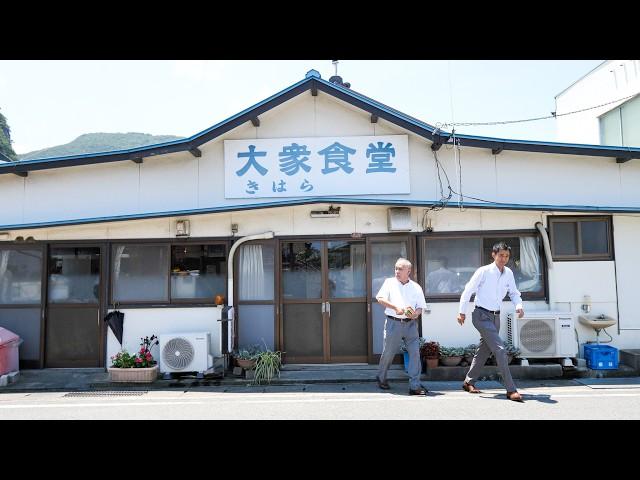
[
  {"xmin": 170, "ymin": 242, "xmax": 229, "ymax": 304},
  {"xmin": 109, "ymin": 239, "xmax": 230, "ymax": 307},
  {"xmin": 548, "ymin": 216, "xmax": 613, "ymax": 261},
  {"xmin": 0, "ymin": 244, "xmax": 46, "ymax": 308},
  {"xmin": 418, "ymin": 229, "xmax": 547, "ymax": 303}
]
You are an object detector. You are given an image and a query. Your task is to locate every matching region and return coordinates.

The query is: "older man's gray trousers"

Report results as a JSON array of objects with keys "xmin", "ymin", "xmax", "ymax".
[{"xmin": 377, "ymin": 318, "xmax": 422, "ymax": 390}]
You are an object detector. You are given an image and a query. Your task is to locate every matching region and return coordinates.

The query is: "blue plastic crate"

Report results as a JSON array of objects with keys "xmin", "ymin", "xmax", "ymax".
[{"xmin": 584, "ymin": 344, "xmax": 618, "ymax": 370}]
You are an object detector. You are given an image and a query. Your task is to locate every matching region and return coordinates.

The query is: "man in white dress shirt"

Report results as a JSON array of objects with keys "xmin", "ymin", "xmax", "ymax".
[
  {"xmin": 457, "ymin": 242, "xmax": 525, "ymax": 402},
  {"xmin": 376, "ymin": 258, "xmax": 428, "ymax": 396}
]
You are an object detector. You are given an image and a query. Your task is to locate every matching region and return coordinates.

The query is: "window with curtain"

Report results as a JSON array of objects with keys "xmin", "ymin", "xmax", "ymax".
[
  {"xmin": 0, "ymin": 249, "xmax": 42, "ymax": 305},
  {"xmin": 422, "ymin": 233, "xmax": 545, "ymax": 300},
  {"xmin": 483, "ymin": 237, "xmax": 543, "ymax": 294},
  {"xmin": 424, "ymin": 238, "xmax": 481, "ymax": 295},
  {"xmin": 238, "ymin": 243, "xmax": 274, "ymax": 301},
  {"xmin": 237, "ymin": 242, "xmax": 275, "ymax": 350}
]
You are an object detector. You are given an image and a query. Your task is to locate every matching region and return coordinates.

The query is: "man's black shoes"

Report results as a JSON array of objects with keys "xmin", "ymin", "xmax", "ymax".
[{"xmin": 376, "ymin": 376, "xmax": 390, "ymax": 390}]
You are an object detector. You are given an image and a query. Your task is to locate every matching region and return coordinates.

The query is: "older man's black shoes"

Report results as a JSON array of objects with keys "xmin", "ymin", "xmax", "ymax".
[{"xmin": 408, "ymin": 387, "xmax": 428, "ymax": 396}]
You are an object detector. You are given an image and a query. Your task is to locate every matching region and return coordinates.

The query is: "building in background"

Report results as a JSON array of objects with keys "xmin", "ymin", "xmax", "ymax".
[
  {"xmin": 2, "ymin": 69, "xmax": 640, "ymax": 372},
  {"xmin": 555, "ymin": 60, "xmax": 640, "ymax": 147}
]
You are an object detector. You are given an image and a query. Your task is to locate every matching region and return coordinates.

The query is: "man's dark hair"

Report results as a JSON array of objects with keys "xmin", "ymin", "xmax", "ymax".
[{"xmin": 492, "ymin": 241, "xmax": 511, "ymax": 254}]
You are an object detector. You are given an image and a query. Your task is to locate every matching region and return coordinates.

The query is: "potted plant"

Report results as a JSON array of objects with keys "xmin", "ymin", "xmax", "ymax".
[
  {"xmin": 253, "ymin": 349, "xmax": 283, "ymax": 385},
  {"xmin": 108, "ymin": 334, "xmax": 159, "ymax": 383},
  {"xmin": 504, "ymin": 340, "xmax": 521, "ymax": 365},
  {"xmin": 420, "ymin": 340, "xmax": 440, "ymax": 370},
  {"xmin": 439, "ymin": 346, "xmax": 465, "ymax": 366},
  {"xmin": 463, "ymin": 344, "xmax": 478, "ymax": 364},
  {"xmin": 234, "ymin": 344, "xmax": 261, "ymax": 370}
]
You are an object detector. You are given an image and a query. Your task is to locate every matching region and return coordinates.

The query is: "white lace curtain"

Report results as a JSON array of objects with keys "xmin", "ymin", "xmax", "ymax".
[
  {"xmin": 0, "ymin": 251, "xmax": 10, "ymax": 301},
  {"xmin": 519, "ymin": 237, "xmax": 541, "ymax": 291},
  {"xmin": 239, "ymin": 244, "xmax": 265, "ymax": 300}
]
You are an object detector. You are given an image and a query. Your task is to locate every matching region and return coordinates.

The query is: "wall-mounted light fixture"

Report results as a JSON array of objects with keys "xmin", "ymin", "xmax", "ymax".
[
  {"xmin": 175, "ymin": 219, "xmax": 190, "ymax": 237},
  {"xmin": 231, "ymin": 223, "xmax": 239, "ymax": 235},
  {"xmin": 310, "ymin": 205, "xmax": 341, "ymax": 218},
  {"xmin": 582, "ymin": 295, "xmax": 592, "ymax": 313}
]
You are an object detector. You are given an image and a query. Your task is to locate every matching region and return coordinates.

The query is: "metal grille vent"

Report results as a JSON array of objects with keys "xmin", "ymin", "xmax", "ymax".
[
  {"xmin": 64, "ymin": 391, "xmax": 147, "ymax": 397},
  {"xmin": 520, "ymin": 319, "xmax": 554, "ymax": 352},
  {"xmin": 162, "ymin": 337, "xmax": 195, "ymax": 370}
]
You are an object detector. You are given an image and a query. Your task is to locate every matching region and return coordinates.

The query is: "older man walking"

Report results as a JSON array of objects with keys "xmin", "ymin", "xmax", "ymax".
[{"xmin": 376, "ymin": 258, "xmax": 428, "ymax": 396}]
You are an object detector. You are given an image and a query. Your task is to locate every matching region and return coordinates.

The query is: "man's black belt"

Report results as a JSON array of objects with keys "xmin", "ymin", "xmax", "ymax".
[
  {"xmin": 386, "ymin": 315, "xmax": 413, "ymax": 323},
  {"xmin": 476, "ymin": 306, "xmax": 500, "ymax": 315}
]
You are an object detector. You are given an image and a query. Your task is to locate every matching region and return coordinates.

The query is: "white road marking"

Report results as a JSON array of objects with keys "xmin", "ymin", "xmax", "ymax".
[{"xmin": 0, "ymin": 401, "xmax": 205, "ymax": 409}]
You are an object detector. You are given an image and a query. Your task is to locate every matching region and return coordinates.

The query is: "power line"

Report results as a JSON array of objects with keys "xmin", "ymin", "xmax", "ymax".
[{"xmin": 438, "ymin": 93, "xmax": 637, "ymax": 128}]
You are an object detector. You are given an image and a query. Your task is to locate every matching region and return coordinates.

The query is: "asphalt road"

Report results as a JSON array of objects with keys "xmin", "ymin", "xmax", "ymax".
[{"xmin": 1, "ymin": 380, "xmax": 640, "ymax": 419}]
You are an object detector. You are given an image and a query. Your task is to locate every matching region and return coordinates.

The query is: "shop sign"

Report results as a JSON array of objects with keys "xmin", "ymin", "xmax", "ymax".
[{"xmin": 224, "ymin": 135, "xmax": 409, "ymax": 198}]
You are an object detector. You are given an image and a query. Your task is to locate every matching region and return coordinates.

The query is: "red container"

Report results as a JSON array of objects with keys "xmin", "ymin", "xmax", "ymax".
[{"xmin": 0, "ymin": 327, "xmax": 21, "ymax": 375}]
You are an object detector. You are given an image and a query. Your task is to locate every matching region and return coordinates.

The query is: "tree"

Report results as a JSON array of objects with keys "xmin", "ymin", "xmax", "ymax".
[{"xmin": 0, "ymin": 109, "xmax": 17, "ymax": 161}]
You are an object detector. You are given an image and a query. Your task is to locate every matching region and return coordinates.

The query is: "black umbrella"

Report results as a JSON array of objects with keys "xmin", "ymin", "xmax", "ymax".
[{"xmin": 104, "ymin": 310, "xmax": 124, "ymax": 345}]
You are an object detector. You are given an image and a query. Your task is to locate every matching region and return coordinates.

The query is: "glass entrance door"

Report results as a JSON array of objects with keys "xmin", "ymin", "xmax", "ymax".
[
  {"xmin": 367, "ymin": 236, "xmax": 412, "ymax": 363},
  {"xmin": 45, "ymin": 245, "xmax": 103, "ymax": 367},
  {"xmin": 280, "ymin": 240, "xmax": 367, "ymax": 363}
]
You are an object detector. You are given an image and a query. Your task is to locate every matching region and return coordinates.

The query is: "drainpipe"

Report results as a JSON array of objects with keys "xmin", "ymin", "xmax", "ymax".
[
  {"xmin": 535, "ymin": 221, "xmax": 554, "ymax": 309},
  {"xmin": 226, "ymin": 231, "xmax": 274, "ymax": 353}
]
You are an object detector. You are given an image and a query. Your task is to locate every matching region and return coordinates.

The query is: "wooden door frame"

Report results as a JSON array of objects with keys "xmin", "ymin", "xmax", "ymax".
[
  {"xmin": 277, "ymin": 237, "xmax": 370, "ymax": 363},
  {"xmin": 366, "ymin": 234, "xmax": 417, "ymax": 364},
  {"xmin": 44, "ymin": 242, "xmax": 107, "ymax": 368}
]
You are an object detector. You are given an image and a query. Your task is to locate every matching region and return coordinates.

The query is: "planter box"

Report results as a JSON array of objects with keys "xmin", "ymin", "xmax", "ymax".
[
  {"xmin": 108, "ymin": 365, "xmax": 159, "ymax": 383},
  {"xmin": 236, "ymin": 359, "xmax": 256, "ymax": 370},
  {"xmin": 440, "ymin": 356, "xmax": 463, "ymax": 366}
]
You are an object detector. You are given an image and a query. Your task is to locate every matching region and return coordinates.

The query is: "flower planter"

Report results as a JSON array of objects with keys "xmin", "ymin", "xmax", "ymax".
[
  {"xmin": 439, "ymin": 355, "xmax": 463, "ymax": 366},
  {"xmin": 108, "ymin": 365, "xmax": 158, "ymax": 383},
  {"xmin": 425, "ymin": 357, "xmax": 439, "ymax": 370},
  {"xmin": 236, "ymin": 358, "xmax": 256, "ymax": 370}
]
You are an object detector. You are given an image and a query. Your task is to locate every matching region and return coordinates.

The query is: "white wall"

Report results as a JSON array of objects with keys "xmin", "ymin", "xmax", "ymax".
[
  {"xmin": 549, "ymin": 261, "xmax": 621, "ymax": 348},
  {"xmin": 613, "ymin": 216, "xmax": 640, "ymax": 350},
  {"xmin": 4, "ymin": 88, "xmax": 640, "ymax": 231},
  {"xmin": 556, "ymin": 60, "xmax": 640, "ymax": 145},
  {"xmin": 106, "ymin": 307, "xmax": 223, "ymax": 366}
]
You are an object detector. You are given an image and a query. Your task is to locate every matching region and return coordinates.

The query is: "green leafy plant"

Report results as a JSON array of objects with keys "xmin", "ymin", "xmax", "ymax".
[
  {"xmin": 253, "ymin": 349, "xmax": 283, "ymax": 385},
  {"xmin": 110, "ymin": 334, "xmax": 159, "ymax": 368},
  {"xmin": 110, "ymin": 350, "xmax": 136, "ymax": 368},
  {"xmin": 235, "ymin": 344, "xmax": 261, "ymax": 360},
  {"xmin": 439, "ymin": 346, "xmax": 465, "ymax": 357},
  {"xmin": 464, "ymin": 344, "xmax": 478, "ymax": 357},
  {"xmin": 503, "ymin": 340, "xmax": 521, "ymax": 358}
]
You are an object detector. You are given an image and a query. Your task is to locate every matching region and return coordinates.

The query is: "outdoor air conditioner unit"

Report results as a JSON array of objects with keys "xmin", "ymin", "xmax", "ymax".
[
  {"xmin": 159, "ymin": 332, "xmax": 214, "ymax": 378},
  {"xmin": 507, "ymin": 312, "xmax": 577, "ymax": 367}
]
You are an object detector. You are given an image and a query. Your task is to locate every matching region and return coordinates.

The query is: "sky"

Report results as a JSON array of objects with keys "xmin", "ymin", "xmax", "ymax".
[{"xmin": 0, "ymin": 60, "xmax": 603, "ymax": 155}]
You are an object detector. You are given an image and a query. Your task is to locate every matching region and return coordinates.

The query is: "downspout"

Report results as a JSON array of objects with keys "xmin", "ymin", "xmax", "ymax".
[
  {"xmin": 535, "ymin": 221, "xmax": 554, "ymax": 308},
  {"xmin": 226, "ymin": 231, "xmax": 274, "ymax": 353}
]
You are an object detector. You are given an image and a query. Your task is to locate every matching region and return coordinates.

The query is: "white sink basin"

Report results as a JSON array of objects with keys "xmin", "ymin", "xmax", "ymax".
[{"xmin": 578, "ymin": 314, "xmax": 617, "ymax": 329}]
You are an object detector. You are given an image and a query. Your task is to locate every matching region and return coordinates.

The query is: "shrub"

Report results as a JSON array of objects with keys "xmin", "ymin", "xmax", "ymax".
[
  {"xmin": 253, "ymin": 349, "xmax": 283, "ymax": 385},
  {"xmin": 420, "ymin": 341, "xmax": 440, "ymax": 358}
]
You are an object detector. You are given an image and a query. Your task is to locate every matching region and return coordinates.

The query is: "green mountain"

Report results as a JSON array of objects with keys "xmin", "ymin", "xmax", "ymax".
[{"xmin": 17, "ymin": 132, "xmax": 185, "ymax": 160}]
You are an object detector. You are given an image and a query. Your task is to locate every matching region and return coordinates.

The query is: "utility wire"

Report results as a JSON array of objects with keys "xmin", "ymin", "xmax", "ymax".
[{"xmin": 438, "ymin": 93, "xmax": 637, "ymax": 128}]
